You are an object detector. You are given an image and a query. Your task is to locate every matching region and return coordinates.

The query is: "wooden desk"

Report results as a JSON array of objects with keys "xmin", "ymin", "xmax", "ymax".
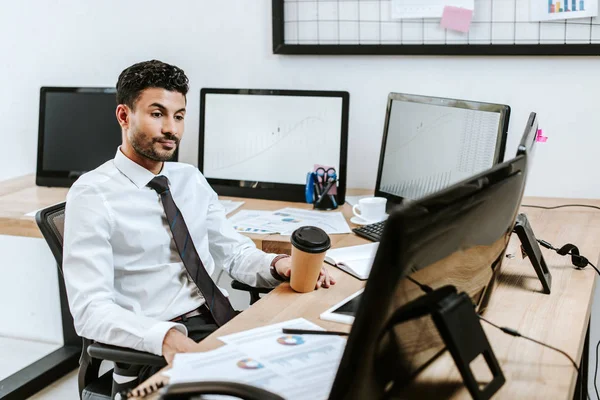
[
  {"xmin": 0, "ymin": 174, "xmax": 364, "ymax": 254},
  {"xmin": 132, "ymin": 197, "xmax": 600, "ymax": 400},
  {"xmin": 2, "ymin": 175, "xmax": 597, "ymax": 399},
  {"xmin": 0, "ymin": 175, "xmax": 68, "ymax": 238}
]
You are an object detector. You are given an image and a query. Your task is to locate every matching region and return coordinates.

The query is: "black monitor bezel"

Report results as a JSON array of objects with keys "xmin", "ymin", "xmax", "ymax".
[
  {"xmin": 198, "ymin": 88, "xmax": 349, "ymax": 203},
  {"xmin": 517, "ymin": 112, "xmax": 538, "ymax": 156},
  {"xmin": 330, "ymin": 151, "xmax": 528, "ymax": 399},
  {"xmin": 36, "ymin": 87, "xmax": 118, "ymax": 187},
  {"xmin": 373, "ymin": 92, "xmax": 511, "ymax": 208},
  {"xmin": 36, "ymin": 86, "xmax": 179, "ymax": 188}
]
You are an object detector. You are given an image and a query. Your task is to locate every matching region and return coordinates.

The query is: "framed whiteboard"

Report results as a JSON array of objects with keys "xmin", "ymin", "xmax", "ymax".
[{"xmin": 273, "ymin": 0, "xmax": 600, "ymax": 55}]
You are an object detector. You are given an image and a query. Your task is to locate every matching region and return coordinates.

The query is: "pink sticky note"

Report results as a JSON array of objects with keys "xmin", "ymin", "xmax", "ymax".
[
  {"xmin": 440, "ymin": 6, "xmax": 474, "ymax": 33},
  {"xmin": 536, "ymin": 129, "xmax": 548, "ymax": 143}
]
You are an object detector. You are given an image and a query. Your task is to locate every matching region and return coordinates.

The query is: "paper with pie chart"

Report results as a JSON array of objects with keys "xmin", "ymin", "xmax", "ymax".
[
  {"xmin": 219, "ymin": 318, "xmax": 346, "ymax": 399},
  {"xmin": 167, "ymin": 345, "xmax": 289, "ymax": 397},
  {"xmin": 165, "ymin": 318, "xmax": 346, "ymax": 400}
]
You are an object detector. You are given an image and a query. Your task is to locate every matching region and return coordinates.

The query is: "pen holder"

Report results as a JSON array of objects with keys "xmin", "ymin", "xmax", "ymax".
[
  {"xmin": 305, "ymin": 171, "xmax": 339, "ymax": 211},
  {"xmin": 313, "ymin": 181, "xmax": 338, "ymax": 211},
  {"xmin": 314, "ymin": 193, "xmax": 338, "ymax": 211}
]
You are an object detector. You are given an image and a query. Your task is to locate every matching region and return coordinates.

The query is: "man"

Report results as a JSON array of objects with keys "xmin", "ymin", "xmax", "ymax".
[{"xmin": 62, "ymin": 60, "xmax": 335, "ymax": 375}]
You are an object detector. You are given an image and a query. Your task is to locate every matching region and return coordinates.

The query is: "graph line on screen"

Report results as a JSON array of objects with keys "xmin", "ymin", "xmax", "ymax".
[
  {"xmin": 386, "ymin": 112, "xmax": 455, "ymax": 155},
  {"xmin": 208, "ymin": 116, "xmax": 325, "ymax": 172},
  {"xmin": 202, "ymin": 91, "xmax": 345, "ymax": 187}
]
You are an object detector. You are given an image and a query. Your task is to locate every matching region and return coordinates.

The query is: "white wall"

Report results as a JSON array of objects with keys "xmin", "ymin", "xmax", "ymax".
[
  {"xmin": 1, "ymin": 0, "xmax": 599, "ymax": 197},
  {"xmin": 0, "ymin": 235, "xmax": 62, "ymax": 343}
]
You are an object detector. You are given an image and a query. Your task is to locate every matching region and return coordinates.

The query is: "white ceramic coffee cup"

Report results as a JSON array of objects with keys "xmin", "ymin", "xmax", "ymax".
[{"xmin": 352, "ymin": 197, "xmax": 387, "ymax": 222}]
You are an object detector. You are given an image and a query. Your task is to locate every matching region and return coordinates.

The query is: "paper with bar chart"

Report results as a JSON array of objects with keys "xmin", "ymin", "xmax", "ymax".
[
  {"xmin": 379, "ymin": 100, "xmax": 501, "ymax": 200},
  {"xmin": 203, "ymin": 93, "xmax": 342, "ymax": 185},
  {"xmin": 531, "ymin": 0, "xmax": 598, "ymax": 20}
]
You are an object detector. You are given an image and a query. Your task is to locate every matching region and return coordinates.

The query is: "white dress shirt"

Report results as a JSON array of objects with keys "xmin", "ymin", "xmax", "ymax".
[{"xmin": 63, "ymin": 148, "xmax": 279, "ymax": 356}]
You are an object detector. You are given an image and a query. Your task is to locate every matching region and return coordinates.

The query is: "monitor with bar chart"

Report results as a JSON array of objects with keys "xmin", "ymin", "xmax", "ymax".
[{"xmin": 374, "ymin": 92, "xmax": 510, "ymax": 206}]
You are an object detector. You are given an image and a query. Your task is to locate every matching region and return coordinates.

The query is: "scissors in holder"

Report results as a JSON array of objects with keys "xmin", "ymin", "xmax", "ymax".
[{"xmin": 315, "ymin": 167, "xmax": 336, "ymax": 190}]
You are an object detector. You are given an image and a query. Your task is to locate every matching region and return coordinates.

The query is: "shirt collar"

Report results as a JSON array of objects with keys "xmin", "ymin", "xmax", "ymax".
[{"xmin": 113, "ymin": 147, "xmax": 171, "ymax": 189}]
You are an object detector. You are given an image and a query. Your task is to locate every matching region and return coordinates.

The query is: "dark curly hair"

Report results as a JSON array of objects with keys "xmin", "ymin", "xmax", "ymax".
[{"xmin": 116, "ymin": 60, "xmax": 189, "ymax": 109}]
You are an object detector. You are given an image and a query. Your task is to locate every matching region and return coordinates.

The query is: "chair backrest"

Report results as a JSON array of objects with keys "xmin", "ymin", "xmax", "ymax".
[{"xmin": 35, "ymin": 202, "xmax": 66, "ymax": 269}]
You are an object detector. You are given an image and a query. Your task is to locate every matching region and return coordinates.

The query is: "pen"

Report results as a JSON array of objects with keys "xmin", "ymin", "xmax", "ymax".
[{"xmin": 282, "ymin": 328, "xmax": 349, "ymax": 336}]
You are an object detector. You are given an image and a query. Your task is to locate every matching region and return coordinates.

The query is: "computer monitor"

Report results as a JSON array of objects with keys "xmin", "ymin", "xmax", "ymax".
[
  {"xmin": 198, "ymin": 88, "xmax": 349, "ymax": 203},
  {"xmin": 36, "ymin": 87, "xmax": 178, "ymax": 187},
  {"xmin": 374, "ymin": 92, "xmax": 510, "ymax": 211},
  {"xmin": 517, "ymin": 112, "xmax": 538, "ymax": 157},
  {"xmin": 330, "ymin": 138, "xmax": 530, "ymax": 398}
]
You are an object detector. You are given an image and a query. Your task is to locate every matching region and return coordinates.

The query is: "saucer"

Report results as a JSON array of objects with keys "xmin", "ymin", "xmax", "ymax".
[{"xmin": 350, "ymin": 215, "xmax": 387, "ymax": 226}]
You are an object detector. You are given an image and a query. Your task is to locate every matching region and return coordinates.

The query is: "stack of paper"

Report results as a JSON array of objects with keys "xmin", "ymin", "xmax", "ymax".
[
  {"xmin": 226, "ymin": 207, "xmax": 351, "ymax": 235},
  {"xmin": 164, "ymin": 318, "xmax": 346, "ymax": 400},
  {"xmin": 228, "ymin": 210, "xmax": 279, "ymax": 234}
]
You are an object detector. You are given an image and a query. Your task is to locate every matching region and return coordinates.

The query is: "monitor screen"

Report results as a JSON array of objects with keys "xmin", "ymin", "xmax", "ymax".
[
  {"xmin": 199, "ymin": 88, "xmax": 349, "ymax": 202},
  {"xmin": 36, "ymin": 87, "xmax": 121, "ymax": 187},
  {"xmin": 331, "ymin": 140, "xmax": 531, "ymax": 399},
  {"xmin": 36, "ymin": 87, "xmax": 179, "ymax": 187},
  {"xmin": 375, "ymin": 93, "xmax": 510, "ymax": 205}
]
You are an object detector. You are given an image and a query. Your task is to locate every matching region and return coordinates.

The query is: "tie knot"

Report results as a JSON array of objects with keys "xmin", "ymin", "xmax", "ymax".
[{"xmin": 147, "ymin": 175, "xmax": 170, "ymax": 194}]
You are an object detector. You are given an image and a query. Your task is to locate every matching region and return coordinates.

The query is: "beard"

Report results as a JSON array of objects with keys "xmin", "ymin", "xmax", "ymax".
[{"xmin": 129, "ymin": 130, "xmax": 179, "ymax": 162}]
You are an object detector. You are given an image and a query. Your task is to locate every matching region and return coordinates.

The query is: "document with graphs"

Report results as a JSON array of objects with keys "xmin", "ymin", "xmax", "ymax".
[{"xmin": 165, "ymin": 318, "xmax": 345, "ymax": 400}]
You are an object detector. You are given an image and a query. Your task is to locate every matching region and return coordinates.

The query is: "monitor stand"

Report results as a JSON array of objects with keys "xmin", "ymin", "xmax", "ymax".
[
  {"xmin": 513, "ymin": 213, "xmax": 552, "ymax": 294},
  {"xmin": 377, "ymin": 285, "xmax": 505, "ymax": 400}
]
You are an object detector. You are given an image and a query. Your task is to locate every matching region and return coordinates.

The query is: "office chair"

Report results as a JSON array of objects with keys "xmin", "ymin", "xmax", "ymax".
[{"xmin": 35, "ymin": 202, "xmax": 274, "ymax": 400}]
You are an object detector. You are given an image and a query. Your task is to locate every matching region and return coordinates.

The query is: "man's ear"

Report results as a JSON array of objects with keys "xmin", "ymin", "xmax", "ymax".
[{"xmin": 116, "ymin": 104, "xmax": 130, "ymax": 129}]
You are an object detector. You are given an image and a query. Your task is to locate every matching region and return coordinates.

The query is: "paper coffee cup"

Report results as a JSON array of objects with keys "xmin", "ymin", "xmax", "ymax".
[{"xmin": 290, "ymin": 226, "xmax": 331, "ymax": 293}]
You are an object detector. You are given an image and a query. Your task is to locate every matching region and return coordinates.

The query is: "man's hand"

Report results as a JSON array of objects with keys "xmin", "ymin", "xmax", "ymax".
[
  {"xmin": 162, "ymin": 328, "xmax": 197, "ymax": 365},
  {"xmin": 275, "ymin": 257, "xmax": 336, "ymax": 289}
]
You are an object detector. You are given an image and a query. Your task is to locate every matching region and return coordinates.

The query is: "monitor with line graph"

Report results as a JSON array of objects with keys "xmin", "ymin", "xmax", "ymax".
[
  {"xmin": 374, "ymin": 92, "xmax": 510, "ymax": 210},
  {"xmin": 199, "ymin": 88, "xmax": 349, "ymax": 203}
]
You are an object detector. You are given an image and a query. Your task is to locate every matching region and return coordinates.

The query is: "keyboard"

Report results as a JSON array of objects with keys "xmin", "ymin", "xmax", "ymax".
[{"xmin": 352, "ymin": 221, "xmax": 385, "ymax": 242}]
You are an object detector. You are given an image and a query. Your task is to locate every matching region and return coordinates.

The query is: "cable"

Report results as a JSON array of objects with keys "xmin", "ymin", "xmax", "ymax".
[
  {"xmin": 406, "ymin": 276, "xmax": 433, "ymax": 293},
  {"xmin": 479, "ymin": 316, "xmax": 579, "ymax": 373},
  {"xmin": 536, "ymin": 238, "xmax": 600, "ymax": 275},
  {"xmin": 588, "ymin": 261, "xmax": 600, "ymax": 277},
  {"xmin": 522, "ymin": 204, "xmax": 600, "ymax": 211},
  {"xmin": 535, "ymin": 236, "xmax": 599, "ymax": 399},
  {"xmin": 408, "ymin": 275, "xmax": 589, "ymax": 397},
  {"xmin": 408, "ymin": 276, "xmax": 588, "ymax": 397}
]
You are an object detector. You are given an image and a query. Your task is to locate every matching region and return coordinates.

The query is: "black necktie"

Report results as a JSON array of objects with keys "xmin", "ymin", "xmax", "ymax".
[{"xmin": 147, "ymin": 175, "xmax": 236, "ymax": 326}]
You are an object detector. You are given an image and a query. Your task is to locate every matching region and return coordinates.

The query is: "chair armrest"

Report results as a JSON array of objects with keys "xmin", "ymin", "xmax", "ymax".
[
  {"xmin": 161, "ymin": 381, "xmax": 284, "ymax": 400},
  {"xmin": 88, "ymin": 343, "xmax": 166, "ymax": 366},
  {"xmin": 231, "ymin": 280, "xmax": 273, "ymax": 294}
]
